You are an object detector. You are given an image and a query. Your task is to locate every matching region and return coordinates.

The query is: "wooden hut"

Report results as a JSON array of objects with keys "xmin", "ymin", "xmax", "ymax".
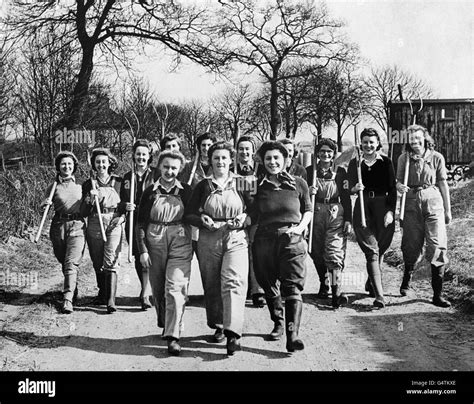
[{"xmin": 388, "ymin": 99, "xmax": 473, "ymax": 171}]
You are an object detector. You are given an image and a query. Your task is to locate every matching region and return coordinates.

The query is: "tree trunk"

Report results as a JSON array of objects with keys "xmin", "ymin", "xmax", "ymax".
[
  {"xmin": 63, "ymin": 43, "xmax": 94, "ymax": 129},
  {"xmin": 269, "ymin": 79, "xmax": 279, "ymax": 140},
  {"xmin": 337, "ymin": 124, "xmax": 343, "ymax": 152}
]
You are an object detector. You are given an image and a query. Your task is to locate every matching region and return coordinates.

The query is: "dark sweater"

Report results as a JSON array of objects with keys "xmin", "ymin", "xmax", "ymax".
[
  {"xmin": 347, "ymin": 155, "xmax": 397, "ymax": 213},
  {"xmin": 249, "ymin": 175, "xmax": 312, "ymax": 228}
]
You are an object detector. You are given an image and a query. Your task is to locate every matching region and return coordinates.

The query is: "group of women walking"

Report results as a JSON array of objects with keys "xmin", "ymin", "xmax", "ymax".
[{"xmin": 41, "ymin": 123, "xmax": 452, "ymax": 357}]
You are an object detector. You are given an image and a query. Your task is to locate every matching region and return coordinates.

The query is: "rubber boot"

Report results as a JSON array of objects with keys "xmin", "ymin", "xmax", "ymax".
[
  {"xmin": 62, "ymin": 271, "xmax": 77, "ymax": 314},
  {"xmin": 366, "ymin": 260, "xmax": 385, "ymax": 308},
  {"xmin": 265, "ymin": 296, "xmax": 284, "ymax": 341},
  {"xmin": 94, "ymin": 271, "xmax": 106, "ymax": 305},
  {"xmin": 431, "ymin": 265, "xmax": 451, "ymax": 308},
  {"xmin": 105, "ymin": 271, "xmax": 117, "ymax": 314},
  {"xmin": 400, "ymin": 264, "xmax": 415, "ymax": 296},
  {"xmin": 285, "ymin": 299, "xmax": 304, "ymax": 352},
  {"xmin": 331, "ymin": 270, "xmax": 348, "ymax": 308},
  {"xmin": 316, "ymin": 265, "xmax": 330, "ymax": 298}
]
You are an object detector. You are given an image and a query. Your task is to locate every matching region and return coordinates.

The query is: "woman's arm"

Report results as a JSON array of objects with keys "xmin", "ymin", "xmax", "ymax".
[{"xmin": 438, "ymin": 180, "xmax": 452, "ymax": 224}]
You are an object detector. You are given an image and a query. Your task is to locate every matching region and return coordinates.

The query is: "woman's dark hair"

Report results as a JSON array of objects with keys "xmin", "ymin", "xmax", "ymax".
[
  {"xmin": 316, "ymin": 138, "xmax": 337, "ymax": 155},
  {"xmin": 195, "ymin": 132, "xmax": 216, "ymax": 149},
  {"xmin": 257, "ymin": 141, "xmax": 289, "ymax": 165},
  {"xmin": 55, "ymin": 151, "xmax": 79, "ymax": 174},
  {"xmin": 90, "ymin": 148, "xmax": 118, "ymax": 173},
  {"xmin": 360, "ymin": 128, "xmax": 382, "ymax": 151},
  {"xmin": 406, "ymin": 124, "xmax": 433, "ymax": 153},
  {"xmin": 280, "ymin": 138, "xmax": 299, "ymax": 157},
  {"xmin": 207, "ymin": 141, "xmax": 235, "ymax": 161},
  {"xmin": 132, "ymin": 139, "xmax": 153, "ymax": 165},
  {"xmin": 159, "ymin": 134, "xmax": 181, "ymax": 151},
  {"xmin": 157, "ymin": 150, "xmax": 186, "ymax": 172},
  {"xmin": 236, "ymin": 135, "xmax": 257, "ymax": 153}
]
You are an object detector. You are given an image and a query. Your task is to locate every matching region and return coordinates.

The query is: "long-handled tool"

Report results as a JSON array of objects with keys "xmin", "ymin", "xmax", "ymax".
[
  {"xmin": 308, "ymin": 133, "xmax": 318, "ymax": 254},
  {"xmin": 399, "ymin": 94, "xmax": 424, "ymax": 222},
  {"xmin": 124, "ymin": 113, "xmax": 139, "ymax": 263},
  {"xmin": 87, "ymin": 149, "xmax": 107, "ymax": 242},
  {"xmin": 35, "ymin": 181, "xmax": 57, "ymax": 243}
]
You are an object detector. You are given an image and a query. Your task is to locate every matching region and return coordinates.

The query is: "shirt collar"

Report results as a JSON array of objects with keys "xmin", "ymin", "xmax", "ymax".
[
  {"xmin": 153, "ymin": 178, "xmax": 183, "ymax": 192},
  {"xmin": 362, "ymin": 152, "xmax": 383, "ymax": 164},
  {"xmin": 210, "ymin": 171, "xmax": 238, "ymax": 189},
  {"xmin": 259, "ymin": 171, "xmax": 296, "ymax": 189},
  {"xmin": 58, "ymin": 175, "xmax": 75, "ymax": 184}
]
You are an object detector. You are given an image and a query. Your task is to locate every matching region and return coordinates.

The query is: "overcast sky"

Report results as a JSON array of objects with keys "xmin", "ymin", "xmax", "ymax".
[{"xmin": 135, "ymin": 0, "xmax": 473, "ymax": 103}]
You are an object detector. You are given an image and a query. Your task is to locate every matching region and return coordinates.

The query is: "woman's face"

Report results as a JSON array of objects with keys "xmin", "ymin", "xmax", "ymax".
[
  {"xmin": 264, "ymin": 149, "xmax": 285, "ymax": 175},
  {"xmin": 238, "ymin": 141, "xmax": 253, "ymax": 164},
  {"xmin": 159, "ymin": 157, "xmax": 181, "ymax": 183},
  {"xmin": 211, "ymin": 149, "xmax": 231, "ymax": 176},
  {"xmin": 164, "ymin": 139, "xmax": 180, "ymax": 152},
  {"xmin": 318, "ymin": 145, "xmax": 334, "ymax": 164},
  {"xmin": 409, "ymin": 130, "xmax": 425, "ymax": 155},
  {"xmin": 94, "ymin": 154, "xmax": 110, "ymax": 175},
  {"xmin": 361, "ymin": 135, "xmax": 379, "ymax": 156},
  {"xmin": 59, "ymin": 157, "xmax": 74, "ymax": 178},
  {"xmin": 134, "ymin": 146, "xmax": 150, "ymax": 168},
  {"xmin": 200, "ymin": 139, "xmax": 213, "ymax": 160}
]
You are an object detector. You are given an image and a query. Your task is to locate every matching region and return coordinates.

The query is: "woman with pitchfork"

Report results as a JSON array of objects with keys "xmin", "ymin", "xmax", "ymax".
[{"xmin": 347, "ymin": 128, "xmax": 396, "ymax": 308}]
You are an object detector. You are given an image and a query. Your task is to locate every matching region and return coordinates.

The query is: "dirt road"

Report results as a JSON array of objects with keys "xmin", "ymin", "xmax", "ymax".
[{"xmin": 0, "ymin": 231, "xmax": 472, "ymax": 372}]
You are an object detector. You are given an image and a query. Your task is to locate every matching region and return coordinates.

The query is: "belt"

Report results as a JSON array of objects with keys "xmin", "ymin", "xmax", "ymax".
[
  {"xmin": 257, "ymin": 223, "xmax": 296, "ymax": 233},
  {"xmin": 149, "ymin": 220, "xmax": 182, "ymax": 226},
  {"xmin": 315, "ymin": 197, "xmax": 340, "ymax": 204},
  {"xmin": 408, "ymin": 184, "xmax": 435, "ymax": 192},
  {"xmin": 55, "ymin": 213, "xmax": 81, "ymax": 221},
  {"xmin": 210, "ymin": 217, "xmax": 234, "ymax": 222},
  {"xmin": 91, "ymin": 207, "xmax": 117, "ymax": 217},
  {"xmin": 363, "ymin": 190, "xmax": 387, "ymax": 198}
]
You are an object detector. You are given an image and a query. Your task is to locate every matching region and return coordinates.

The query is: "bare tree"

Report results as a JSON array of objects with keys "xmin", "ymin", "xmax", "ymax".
[
  {"xmin": 212, "ymin": 84, "xmax": 255, "ymax": 144},
  {"xmin": 208, "ymin": 0, "xmax": 354, "ymax": 139},
  {"xmin": 5, "ymin": 0, "xmax": 225, "ymax": 129},
  {"xmin": 11, "ymin": 26, "xmax": 78, "ymax": 162},
  {"xmin": 328, "ymin": 62, "xmax": 367, "ymax": 151},
  {"xmin": 364, "ymin": 64, "xmax": 433, "ymax": 133},
  {"xmin": 0, "ymin": 34, "xmax": 15, "ymax": 144}
]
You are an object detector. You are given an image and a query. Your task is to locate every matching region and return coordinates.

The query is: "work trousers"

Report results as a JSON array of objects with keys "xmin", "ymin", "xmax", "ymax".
[
  {"xmin": 146, "ymin": 223, "xmax": 193, "ymax": 339},
  {"xmin": 196, "ymin": 224, "xmax": 249, "ymax": 337}
]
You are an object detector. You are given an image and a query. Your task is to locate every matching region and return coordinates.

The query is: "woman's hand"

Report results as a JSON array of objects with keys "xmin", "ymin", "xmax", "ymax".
[
  {"xmin": 125, "ymin": 202, "xmax": 136, "ymax": 212},
  {"xmin": 343, "ymin": 221, "xmax": 352, "ymax": 235},
  {"xmin": 384, "ymin": 211, "xmax": 394, "ymax": 227},
  {"xmin": 140, "ymin": 252, "xmax": 151, "ymax": 268},
  {"xmin": 40, "ymin": 198, "xmax": 53, "ymax": 208},
  {"xmin": 309, "ymin": 185, "xmax": 318, "ymax": 196},
  {"xmin": 445, "ymin": 211, "xmax": 452, "ymax": 225},
  {"xmin": 227, "ymin": 213, "xmax": 247, "ymax": 230},
  {"xmin": 396, "ymin": 182, "xmax": 409, "ymax": 193},
  {"xmin": 110, "ymin": 215, "xmax": 125, "ymax": 228},
  {"xmin": 201, "ymin": 214, "xmax": 217, "ymax": 231},
  {"xmin": 286, "ymin": 225, "xmax": 305, "ymax": 236},
  {"xmin": 351, "ymin": 182, "xmax": 364, "ymax": 193}
]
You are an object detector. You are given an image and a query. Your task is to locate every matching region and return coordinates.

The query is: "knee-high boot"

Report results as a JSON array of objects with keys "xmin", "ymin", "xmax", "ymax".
[
  {"xmin": 105, "ymin": 271, "xmax": 117, "ymax": 314},
  {"xmin": 94, "ymin": 270, "xmax": 106, "ymax": 305},
  {"xmin": 366, "ymin": 260, "xmax": 385, "ymax": 308},
  {"xmin": 400, "ymin": 264, "xmax": 415, "ymax": 296},
  {"xmin": 330, "ymin": 269, "xmax": 348, "ymax": 308},
  {"xmin": 265, "ymin": 296, "xmax": 284, "ymax": 340},
  {"xmin": 62, "ymin": 271, "xmax": 77, "ymax": 314},
  {"xmin": 315, "ymin": 264, "xmax": 330, "ymax": 298},
  {"xmin": 285, "ymin": 299, "xmax": 304, "ymax": 352},
  {"xmin": 431, "ymin": 265, "xmax": 451, "ymax": 308}
]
